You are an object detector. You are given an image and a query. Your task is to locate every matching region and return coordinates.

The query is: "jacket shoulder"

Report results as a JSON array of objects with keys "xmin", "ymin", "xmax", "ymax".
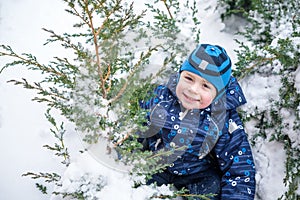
[{"xmin": 213, "ymin": 77, "xmax": 247, "ymax": 111}]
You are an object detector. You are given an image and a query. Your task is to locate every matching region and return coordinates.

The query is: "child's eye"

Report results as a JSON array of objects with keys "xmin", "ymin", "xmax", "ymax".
[
  {"xmin": 203, "ymin": 83, "xmax": 210, "ymax": 89},
  {"xmin": 184, "ymin": 76, "xmax": 193, "ymax": 81}
]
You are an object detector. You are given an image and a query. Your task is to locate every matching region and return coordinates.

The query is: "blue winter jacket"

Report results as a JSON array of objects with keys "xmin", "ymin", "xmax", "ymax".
[{"xmin": 139, "ymin": 73, "xmax": 256, "ymax": 199}]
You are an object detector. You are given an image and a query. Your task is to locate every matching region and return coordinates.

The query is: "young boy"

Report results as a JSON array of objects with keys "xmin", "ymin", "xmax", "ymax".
[{"xmin": 139, "ymin": 44, "xmax": 256, "ymax": 199}]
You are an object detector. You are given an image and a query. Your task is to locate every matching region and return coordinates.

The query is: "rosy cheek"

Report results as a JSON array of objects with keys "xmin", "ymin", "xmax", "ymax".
[
  {"xmin": 201, "ymin": 95, "xmax": 214, "ymax": 107},
  {"xmin": 202, "ymin": 99, "xmax": 211, "ymax": 107}
]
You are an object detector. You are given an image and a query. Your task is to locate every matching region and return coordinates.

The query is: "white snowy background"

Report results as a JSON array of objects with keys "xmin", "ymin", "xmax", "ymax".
[{"xmin": 0, "ymin": 0, "xmax": 297, "ymax": 199}]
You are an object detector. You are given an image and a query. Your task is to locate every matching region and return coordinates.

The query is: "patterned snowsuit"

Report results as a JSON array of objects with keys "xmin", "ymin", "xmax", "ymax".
[{"xmin": 140, "ymin": 74, "xmax": 256, "ymax": 199}]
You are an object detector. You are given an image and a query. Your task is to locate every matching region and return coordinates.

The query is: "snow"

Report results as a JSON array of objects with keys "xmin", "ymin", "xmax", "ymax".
[
  {"xmin": 295, "ymin": 66, "xmax": 300, "ymax": 94},
  {"xmin": 253, "ymin": 140, "xmax": 286, "ymax": 199},
  {"xmin": 240, "ymin": 73, "xmax": 281, "ymax": 113},
  {"xmin": 0, "ymin": 1, "xmax": 81, "ymax": 200},
  {"xmin": 50, "ymin": 151, "xmax": 174, "ymax": 200},
  {"xmin": 0, "ymin": 0, "xmax": 299, "ymax": 200}
]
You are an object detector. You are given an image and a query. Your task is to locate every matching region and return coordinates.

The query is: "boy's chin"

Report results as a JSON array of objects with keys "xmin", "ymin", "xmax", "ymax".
[
  {"xmin": 181, "ymin": 103, "xmax": 199, "ymax": 110},
  {"xmin": 181, "ymin": 102, "xmax": 208, "ymax": 110}
]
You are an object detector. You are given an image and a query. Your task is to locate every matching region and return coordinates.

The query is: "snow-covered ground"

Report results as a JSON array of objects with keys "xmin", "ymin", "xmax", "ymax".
[
  {"xmin": 0, "ymin": 0, "xmax": 294, "ymax": 199},
  {"xmin": 0, "ymin": 1, "xmax": 81, "ymax": 199}
]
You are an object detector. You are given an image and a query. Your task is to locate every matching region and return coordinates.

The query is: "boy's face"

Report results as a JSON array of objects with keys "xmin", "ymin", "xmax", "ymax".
[{"xmin": 176, "ymin": 71, "xmax": 217, "ymax": 110}]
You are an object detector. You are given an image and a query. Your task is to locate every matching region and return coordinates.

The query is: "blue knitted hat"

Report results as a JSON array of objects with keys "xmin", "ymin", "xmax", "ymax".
[{"xmin": 180, "ymin": 44, "xmax": 232, "ymax": 101}]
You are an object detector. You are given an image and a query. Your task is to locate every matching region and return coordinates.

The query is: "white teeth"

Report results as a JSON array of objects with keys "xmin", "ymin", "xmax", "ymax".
[
  {"xmin": 183, "ymin": 92, "xmax": 200, "ymax": 102},
  {"xmin": 186, "ymin": 95, "xmax": 198, "ymax": 101}
]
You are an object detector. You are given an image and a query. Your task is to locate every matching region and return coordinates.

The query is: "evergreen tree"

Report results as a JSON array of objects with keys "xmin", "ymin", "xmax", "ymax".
[{"xmin": 0, "ymin": 0, "xmax": 206, "ymax": 199}]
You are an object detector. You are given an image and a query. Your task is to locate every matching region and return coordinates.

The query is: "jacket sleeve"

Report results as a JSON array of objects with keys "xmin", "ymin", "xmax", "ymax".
[
  {"xmin": 138, "ymin": 85, "xmax": 166, "ymax": 151},
  {"xmin": 139, "ymin": 85, "xmax": 166, "ymax": 110},
  {"xmin": 213, "ymin": 109, "xmax": 256, "ymax": 199}
]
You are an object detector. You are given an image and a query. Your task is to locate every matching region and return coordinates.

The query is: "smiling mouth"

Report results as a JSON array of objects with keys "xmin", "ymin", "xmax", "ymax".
[{"xmin": 183, "ymin": 93, "xmax": 199, "ymax": 102}]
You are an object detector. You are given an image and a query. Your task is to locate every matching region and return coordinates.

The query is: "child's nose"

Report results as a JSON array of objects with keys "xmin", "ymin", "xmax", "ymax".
[{"xmin": 190, "ymin": 83, "xmax": 200, "ymax": 93}]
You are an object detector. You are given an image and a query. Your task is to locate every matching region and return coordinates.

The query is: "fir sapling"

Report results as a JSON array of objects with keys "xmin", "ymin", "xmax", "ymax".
[{"xmin": 0, "ymin": 0, "xmax": 208, "ymax": 198}]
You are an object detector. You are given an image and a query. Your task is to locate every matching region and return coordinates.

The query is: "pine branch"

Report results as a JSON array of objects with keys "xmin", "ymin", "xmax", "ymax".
[
  {"xmin": 0, "ymin": 45, "xmax": 68, "ymax": 77},
  {"xmin": 109, "ymin": 45, "xmax": 162, "ymax": 104},
  {"xmin": 22, "ymin": 172, "xmax": 61, "ymax": 183},
  {"xmin": 237, "ymin": 56, "xmax": 277, "ymax": 80},
  {"xmin": 161, "ymin": 0, "xmax": 174, "ymax": 19},
  {"xmin": 44, "ymin": 109, "xmax": 71, "ymax": 166}
]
